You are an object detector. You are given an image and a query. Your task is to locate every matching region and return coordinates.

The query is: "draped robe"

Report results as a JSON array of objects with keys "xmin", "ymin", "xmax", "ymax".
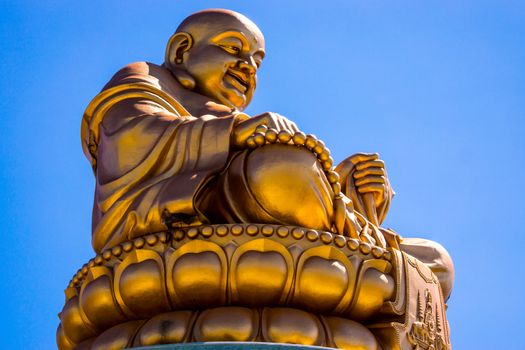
[
  {"xmin": 83, "ymin": 62, "xmax": 341, "ymax": 254},
  {"xmin": 82, "ymin": 62, "xmax": 239, "ymax": 253}
]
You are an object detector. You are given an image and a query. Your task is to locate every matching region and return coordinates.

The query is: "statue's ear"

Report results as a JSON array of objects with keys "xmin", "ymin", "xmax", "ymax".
[
  {"xmin": 165, "ymin": 32, "xmax": 194, "ymax": 68},
  {"xmin": 165, "ymin": 32, "xmax": 196, "ymax": 90}
]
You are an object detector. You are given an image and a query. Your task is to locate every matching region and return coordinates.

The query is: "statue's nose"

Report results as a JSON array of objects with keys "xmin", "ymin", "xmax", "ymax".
[{"xmin": 238, "ymin": 58, "xmax": 257, "ymax": 76}]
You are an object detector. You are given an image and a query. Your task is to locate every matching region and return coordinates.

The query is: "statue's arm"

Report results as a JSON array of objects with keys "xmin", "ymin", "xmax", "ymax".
[{"xmin": 95, "ymin": 98, "xmax": 188, "ymax": 182}]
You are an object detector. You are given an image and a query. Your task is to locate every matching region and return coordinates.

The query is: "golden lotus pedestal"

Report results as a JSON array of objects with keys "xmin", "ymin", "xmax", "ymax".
[{"xmin": 57, "ymin": 224, "xmax": 451, "ymax": 350}]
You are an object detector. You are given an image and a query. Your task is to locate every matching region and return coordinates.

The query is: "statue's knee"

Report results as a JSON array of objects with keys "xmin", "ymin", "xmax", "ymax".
[
  {"xmin": 245, "ymin": 144, "xmax": 333, "ymax": 230},
  {"xmin": 400, "ymin": 238, "xmax": 455, "ymax": 301}
]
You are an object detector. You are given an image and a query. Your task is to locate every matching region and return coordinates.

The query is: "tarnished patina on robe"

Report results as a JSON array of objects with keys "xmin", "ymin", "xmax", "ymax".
[{"xmin": 82, "ymin": 62, "xmax": 239, "ymax": 253}]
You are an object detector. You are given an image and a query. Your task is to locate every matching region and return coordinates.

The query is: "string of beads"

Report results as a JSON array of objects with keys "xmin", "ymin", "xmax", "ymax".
[
  {"xmin": 245, "ymin": 125, "xmax": 342, "ymax": 196},
  {"xmin": 245, "ymin": 125, "xmax": 387, "ymax": 249}
]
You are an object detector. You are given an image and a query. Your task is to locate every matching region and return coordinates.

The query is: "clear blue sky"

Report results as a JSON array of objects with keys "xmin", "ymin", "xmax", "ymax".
[{"xmin": 1, "ymin": 1, "xmax": 524, "ymax": 348}]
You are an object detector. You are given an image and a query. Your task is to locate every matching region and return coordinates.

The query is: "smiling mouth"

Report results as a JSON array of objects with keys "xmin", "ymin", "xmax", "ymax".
[{"xmin": 225, "ymin": 69, "xmax": 250, "ymax": 94}]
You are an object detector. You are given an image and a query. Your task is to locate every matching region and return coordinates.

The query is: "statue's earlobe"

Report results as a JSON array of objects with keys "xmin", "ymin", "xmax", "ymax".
[{"xmin": 165, "ymin": 32, "xmax": 196, "ymax": 90}]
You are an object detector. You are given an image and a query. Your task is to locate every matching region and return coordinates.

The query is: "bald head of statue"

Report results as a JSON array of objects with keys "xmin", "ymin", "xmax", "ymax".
[{"xmin": 165, "ymin": 9, "xmax": 266, "ymax": 111}]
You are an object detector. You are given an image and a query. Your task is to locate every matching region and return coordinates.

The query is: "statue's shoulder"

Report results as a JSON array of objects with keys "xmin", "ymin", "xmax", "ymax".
[
  {"xmin": 82, "ymin": 62, "xmax": 189, "ymax": 169},
  {"xmin": 86, "ymin": 61, "xmax": 188, "ymax": 121},
  {"xmin": 102, "ymin": 61, "xmax": 176, "ymax": 93}
]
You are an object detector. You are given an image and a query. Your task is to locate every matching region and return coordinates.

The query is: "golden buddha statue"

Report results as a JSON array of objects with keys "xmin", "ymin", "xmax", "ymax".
[{"xmin": 58, "ymin": 9, "xmax": 454, "ymax": 350}]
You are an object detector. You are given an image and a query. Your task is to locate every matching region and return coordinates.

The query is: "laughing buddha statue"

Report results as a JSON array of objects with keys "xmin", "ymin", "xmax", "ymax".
[{"xmin": 57, "ymin": 9, "xmax": 454, "ymax": 350}]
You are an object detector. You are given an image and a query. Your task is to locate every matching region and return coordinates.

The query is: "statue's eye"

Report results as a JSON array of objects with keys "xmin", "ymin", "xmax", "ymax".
[{"xmin": 220, "ymin": 45, "xmax": 241, "ymax": 55}]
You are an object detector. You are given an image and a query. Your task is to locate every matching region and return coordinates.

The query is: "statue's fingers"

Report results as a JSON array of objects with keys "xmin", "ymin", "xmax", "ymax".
[
  {"xmin": 267, "ymin": 114, "xmax": 283, "ymax": 131},
  {"xmin": 276, "ymin": 114, "xmax": 291, "ymax": 130},
  {"xmin": 355, "ymin": 160, "xmax": 384, "ymax": 171},
  {"xmin": 279, "ymin": 119, "xmax": 292, "ymax": 133},
  {"xmin": 357, "ymin": 183, "xmax": 384, "ymax": 194},
  {"xmin": 355, "ymin": 176, "xmax": 385, "ymax": 187},
  {"xmin": 353, "ymin": 167, "xmax": 384, "ymax": 179},
  {"xmin": 270, "ymin": 114, "xmax": 287, "ymax": 132},
  {"xmin": 282, "ymin": 119, "xmax": 296, "ymax": 134},
  {"xmin": 348, "ymin": 153, "xmax": 378, "ymax": 165},
  {"xmin": 232, "ymin": 119, "xmax": 261, "ymax": 147},
  {"xmin": 335, "ymin": 160, "xmax": 355, "ymax": 180},
  {"xmin": 289, "ymin": 121, "xmax": 300, "ymax": 133},
  {"xmin": 255, "ymin": 111, "xmax": 272, "ymax": 124}
]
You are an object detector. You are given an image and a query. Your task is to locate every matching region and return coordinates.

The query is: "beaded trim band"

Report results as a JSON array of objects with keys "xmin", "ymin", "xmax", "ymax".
[{"xmin": 67, "ymin": 224, "xmax": 392, "ymax": 291}]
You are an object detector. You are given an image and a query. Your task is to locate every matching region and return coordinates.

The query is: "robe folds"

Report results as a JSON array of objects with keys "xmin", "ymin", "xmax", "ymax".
[{"xmin": 82, "ymin": 62, "xmax": 239, "ymax": 253}]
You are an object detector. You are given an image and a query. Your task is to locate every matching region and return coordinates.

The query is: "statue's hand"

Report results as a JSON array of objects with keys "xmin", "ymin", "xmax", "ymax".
[
  {"xmin": 231, "ymin": 112, "xmax": 299, "ymax": 148},
  {"xmin": 336, "ymin": 153, "xmax": 394, "ymax": 225},
  {"xmin": 351, "ymin": 153, "xmax": 391, "ymax": 206}
]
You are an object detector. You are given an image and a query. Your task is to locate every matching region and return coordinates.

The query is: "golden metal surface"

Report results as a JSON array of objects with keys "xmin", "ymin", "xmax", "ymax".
[
  {"xmin": 59, "ymin": 9, "xmax": 454, "ymax": 350},
  {"xmin": 58, "ymin": 225, "xmax": 391, "ymax": 349}
]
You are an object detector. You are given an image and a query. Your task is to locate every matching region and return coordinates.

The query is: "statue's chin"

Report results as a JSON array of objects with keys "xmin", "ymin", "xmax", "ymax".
[{"xmin": 217, "ymin": 88, "xmax": 248, "ymax": 111}]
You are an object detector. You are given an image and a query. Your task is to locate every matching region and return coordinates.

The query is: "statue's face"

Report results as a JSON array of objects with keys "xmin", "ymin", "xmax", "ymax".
[{"xmin": 183, "ymin": 19, "xmax": 265, "ymax": 111}]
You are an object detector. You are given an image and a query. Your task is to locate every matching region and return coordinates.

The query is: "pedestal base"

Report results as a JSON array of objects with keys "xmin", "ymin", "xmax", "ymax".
[
  {"xmin": 134, "ymin": 342, "xmax": 330, "ymax": 350},
  {"xmin": 57, "ymin": 225, "xmax": 451, "ymax": 350}
]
